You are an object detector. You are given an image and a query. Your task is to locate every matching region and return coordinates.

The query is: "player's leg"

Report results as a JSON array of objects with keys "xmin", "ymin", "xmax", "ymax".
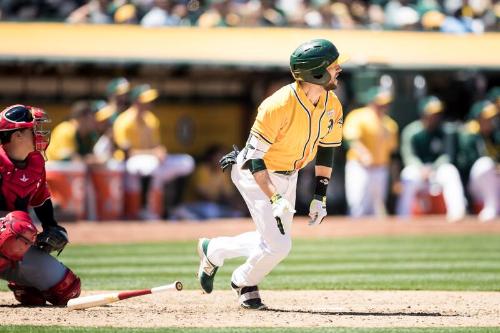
[
  {"xmin": 230, "ymin": 171, "xmax": 295, "ymax": 286},
  {"xmin": 2, "ymin": 246, "xmax": 81, "ymax": 305},
  {"xmin": 468, "ymin": 156, "xmax": 498, "ymax": 221},
  {"xmin": 345, "ymin": 161, "xmax": 371, "ymax": 217},
  {"xmin": 435, "ymin": 163, "xmax": 466, "ymax": 222},
  {"xmin": 371, "ymin": 166, "xmax": 389, "ymax": 217},
  {"xmin": 397, "ymin": 165, "xmax": 424, "ymax": 216},
  {"xmin": 148, "ymin": 154, "xmax": 195, "ymax": 218}
]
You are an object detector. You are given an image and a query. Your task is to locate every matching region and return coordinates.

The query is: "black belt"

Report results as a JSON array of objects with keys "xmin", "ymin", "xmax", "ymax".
[{"xmin": 274, "ymin": 170, "xmax": 296, "ymax": 175}]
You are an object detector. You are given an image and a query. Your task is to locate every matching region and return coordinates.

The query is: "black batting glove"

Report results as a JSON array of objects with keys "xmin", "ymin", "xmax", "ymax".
[{"xmin": 219, "ymin": 145, "xmax": 240, "ymax": 172}]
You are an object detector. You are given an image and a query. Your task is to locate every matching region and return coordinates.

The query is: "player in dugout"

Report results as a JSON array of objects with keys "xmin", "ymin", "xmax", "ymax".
[
  {"xmin": 197, "ymin": 39, "xmax": 346, "ymax": 309},
  {"xmin": 0, "ymin": 104, "xmax": 81, "ymax": 306},
  {"xmin": 343, "ymin": 86, "xmax": 399, "ymax": 217}
]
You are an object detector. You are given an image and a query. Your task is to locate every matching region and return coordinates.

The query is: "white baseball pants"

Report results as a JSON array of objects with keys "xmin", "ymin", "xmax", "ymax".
[
  {"xmin": 206, "ymin": 166, "xmax": 297, "ymax": 287},
  {"xmin": 397, "ymin": 163, "xmax": 466, "ymax": 221},
  {"xmin": 345, "ymin": 161, "xmax": 389, "ymax": 217},
  {"xmin": 125, "ymin": 153, "xmax": 195, "ymax": 190},
  {"xmin": 468, "ymin": 157, "xmax": 499, "ymax": 220}
]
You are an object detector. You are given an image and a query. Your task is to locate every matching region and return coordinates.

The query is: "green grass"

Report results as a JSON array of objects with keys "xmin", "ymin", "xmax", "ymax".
[
  {"xmin": 2, "ymin": 234, "xmax": 499, "ymax": 292},
  {"xmin": 0, "ymin": 326, "xmax": 499, "ymax": 333}
]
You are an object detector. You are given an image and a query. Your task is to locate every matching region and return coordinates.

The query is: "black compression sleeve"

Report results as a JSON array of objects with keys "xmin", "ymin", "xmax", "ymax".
[
  {"xmin": 33, "ymin": 199, "xmax": 58, "ymax": 230},
  {"xmin": 316, "ymin": 146, "xmax": 334, "ymax": 168},
  {"xmin": 249, "ymin": 159, "xmax": 267, "ymax": 174}
]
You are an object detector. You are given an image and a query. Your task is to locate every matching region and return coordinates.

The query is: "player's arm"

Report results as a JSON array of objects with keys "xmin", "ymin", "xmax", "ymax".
[
  {"xmin": 33, "ymin": 199, "xmax": 69, "ymax": 254},
  {"xmin": 308, "ymin": 146, "xmax": 334, "ymax": 226}
]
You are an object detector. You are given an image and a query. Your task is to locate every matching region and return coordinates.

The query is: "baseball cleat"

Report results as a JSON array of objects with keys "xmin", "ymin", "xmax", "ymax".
[
  {"xmin": 197, "ymin": 238, "xmax": 218, "ymax": 294},
  {"xmin": 231, "ymin": 282, "xmax": 267, "ymax": 310}
]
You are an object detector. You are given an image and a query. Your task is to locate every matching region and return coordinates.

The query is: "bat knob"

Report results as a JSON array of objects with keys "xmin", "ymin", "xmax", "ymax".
[{"xmin": 175, "ymin": 281, "xmax": 183, "ymax": 291}]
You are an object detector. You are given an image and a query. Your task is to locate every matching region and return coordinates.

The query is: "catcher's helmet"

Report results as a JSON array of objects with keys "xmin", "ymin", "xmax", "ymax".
[
  {"xmin": 290, "ymin": 39, "xmax": 345, "ymax": 86},
  {"xmin": 0, "ymin": 104, "xmax": 51, "ymax": 154}
]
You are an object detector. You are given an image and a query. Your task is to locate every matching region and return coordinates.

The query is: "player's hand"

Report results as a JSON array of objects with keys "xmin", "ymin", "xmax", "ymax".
[
  {"xmin": 35, "ymin": 225, "xmax": 69, "ymax": 256},
  {"xmin": 270, "ymin": 193, "xmax": 295, "ymax": 235},
  {"xmin": 219, "ymin": 145, "xmax": 240, "ymax": 172},
  {"xmin": 308, "ymin": 195, "xmax": 327, "ymax": 226}
]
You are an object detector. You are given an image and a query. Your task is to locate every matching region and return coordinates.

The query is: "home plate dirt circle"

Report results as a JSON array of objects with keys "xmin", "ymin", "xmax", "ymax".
[{"xmin": 0, "ymin": 290, "xmax": 499, "ymax": 328}]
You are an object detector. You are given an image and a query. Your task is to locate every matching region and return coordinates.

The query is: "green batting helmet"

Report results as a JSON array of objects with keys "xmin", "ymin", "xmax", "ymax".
[{"xmin": 290, "ymin": 39, "xmax": 344, "ymax": 86}]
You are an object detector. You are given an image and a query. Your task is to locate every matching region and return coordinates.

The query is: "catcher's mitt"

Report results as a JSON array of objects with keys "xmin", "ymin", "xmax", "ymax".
[
  {"xmin": 35, "ymin": 225, "xmax": 68, "ymax": 256},
  {"xmin": 219, "ymin": 145, "xmax": 240, "ymax": 172}
]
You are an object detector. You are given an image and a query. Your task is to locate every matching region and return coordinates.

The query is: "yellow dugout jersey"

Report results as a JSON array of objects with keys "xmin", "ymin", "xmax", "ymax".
[
  {"xmin": 251, "ymin": 81, "xmax": 343, "ymax": 171},
  {"xmin": 113, "ymin": 107, "xmax": 161, "ymax": 150},
  {"xmin": 343, "ymin": 106, "xmax": 398, "ymax": 166},
  {"xmin": 46, "ymin": 120, "xmax": 78, "ymax": 161}
]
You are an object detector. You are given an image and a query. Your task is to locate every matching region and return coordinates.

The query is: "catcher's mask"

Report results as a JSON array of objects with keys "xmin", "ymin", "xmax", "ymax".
[
  {"xmin": 290, "ymin": 39, "xmax": 347, "ymax": 87},
  {"xmin": 0, "ymin": 105, "xmax": 51, "ymax": 158}
]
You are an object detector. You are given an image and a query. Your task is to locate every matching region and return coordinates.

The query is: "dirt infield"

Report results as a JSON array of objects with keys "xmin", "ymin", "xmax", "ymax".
[
  {"xmin": 1, "ymin": 216, "xmax": 499, "ymax": 328},
  {"xmin": 0, "ymin": 290, "xmax": 499, "ymax": 328}
]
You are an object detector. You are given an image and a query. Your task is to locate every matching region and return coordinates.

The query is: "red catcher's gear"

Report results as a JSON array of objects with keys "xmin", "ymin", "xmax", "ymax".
[
  {"xmin": 0, "ymin": 104, "xmax": 51, "ymax": 155},
  {"xmin": 0, "ymin": 146, "xmax": 51, "ymax": 211},
  {"xmin": 8, "ymin": 269, "xmax": 81, "ymax": 306},
  {"xmin": 43, "ymin": 269, "xmax": 81, "ymax": 305},
  {"xmin": 0, "ymin": 211, "xmax": 37, "ymax": 270},
  {"xmin": 7, "ymin": 282, "xmax": 46, "ymax": 305}
]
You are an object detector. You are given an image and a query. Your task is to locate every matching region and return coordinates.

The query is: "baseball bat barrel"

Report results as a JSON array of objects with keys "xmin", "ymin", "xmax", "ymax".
[{"xmin": 67, "ymin": 281, "xmax": 183, "ymax": 310}]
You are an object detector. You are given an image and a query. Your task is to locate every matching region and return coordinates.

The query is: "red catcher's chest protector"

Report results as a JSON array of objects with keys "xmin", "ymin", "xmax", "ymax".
[{"xmin": 0, "ymin": 211, "xmax": 37, "ymax": 271}]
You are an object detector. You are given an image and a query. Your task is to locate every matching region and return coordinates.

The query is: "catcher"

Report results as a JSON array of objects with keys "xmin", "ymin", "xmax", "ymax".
[{"xmin": 0, "ymin": 104, "xmax": 81, "ymax": 306}]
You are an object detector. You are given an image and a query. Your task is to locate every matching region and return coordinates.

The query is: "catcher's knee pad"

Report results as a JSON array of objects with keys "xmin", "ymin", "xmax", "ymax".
[
  {"xmin": 43, "ymin": 268, "xmax": 81, "ymax": 306},
  {"xmin": 7, "ymin": 281, "xmax": 46, "ymax": 306}
]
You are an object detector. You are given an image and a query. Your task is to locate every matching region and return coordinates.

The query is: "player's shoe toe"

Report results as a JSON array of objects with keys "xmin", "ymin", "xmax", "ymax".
[{"xmin": 197, "ymin": 238, "xmax": 218, "ymax": 294}]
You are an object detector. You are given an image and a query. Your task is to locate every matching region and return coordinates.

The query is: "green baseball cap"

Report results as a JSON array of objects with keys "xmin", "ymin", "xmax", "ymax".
[
  {"xmin": 468, "ymin": 100, "xmax": 498, "ymax": 120},
  {"xmin": 486, "ymin": 87, "xmax": 500, "ymax": 103},
  {"xmin": 106, "ymin": 77, "xmax": 130, "ymax": 97},
  {"xmin": 418, "ymin": 96, "xmax": 444, "ymax": 116},
  {"xmin": 130, "ymin": 84, "xmax": 158, "ymax": 103},
  {"xmin": 366, "ymin": 86, "xmax": 393, "ymax": 106}
]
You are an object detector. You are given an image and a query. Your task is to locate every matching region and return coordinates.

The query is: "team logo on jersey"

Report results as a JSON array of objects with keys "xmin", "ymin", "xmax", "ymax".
[
  {"xmin": 20, "ymin": 174, "xmax": 29, "ymax": 182},
  {"xmin": 327, "ymin": 119, "xmax": 334, "ymax": 132},
  {"xmin": 327, "ymin": 110, "xmax": 335, "ymax": 117}
]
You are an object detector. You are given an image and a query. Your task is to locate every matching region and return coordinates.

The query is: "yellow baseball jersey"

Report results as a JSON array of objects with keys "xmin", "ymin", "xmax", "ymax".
[
  {"xmin": 46, "ymin": 120, "xmax": 97, "ymax": 161},
  {"xmin": 46, "ymin": 120, "xmax": 78, "ymax": 161},
  {"xmin": 113, "ymin": 107, "xmax": 161, "ymax": 150},
  {"xmin": 251, "ymin": 81, "xmax": 343, "ymax": 171},
  {"xmin": 343, "ymin": 106, "xmax": 398, "ymax": 166}
]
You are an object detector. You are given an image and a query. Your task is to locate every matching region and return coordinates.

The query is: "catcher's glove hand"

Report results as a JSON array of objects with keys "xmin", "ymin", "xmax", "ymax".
[
  {"xmin": 36, "ymin": 225, "xmax": 68, "ymax": 256},
  {"xmin": 219, "ymin": 145, "xmax": 240, "ymax": 172}
]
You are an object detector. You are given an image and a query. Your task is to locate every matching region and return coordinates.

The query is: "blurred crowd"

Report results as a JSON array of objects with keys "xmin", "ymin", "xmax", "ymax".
[{"xmin": 0, "ymin": 0, "xmax": 498, "ymax": 33}]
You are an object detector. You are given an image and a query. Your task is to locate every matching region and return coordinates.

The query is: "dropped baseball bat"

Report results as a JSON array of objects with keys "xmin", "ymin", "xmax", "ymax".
[{"xmin": 67, "ymin": 281, "xmax": 183, "ymax": 310}]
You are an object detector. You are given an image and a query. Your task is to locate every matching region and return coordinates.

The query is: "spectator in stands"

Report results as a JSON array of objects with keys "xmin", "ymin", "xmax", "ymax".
[
  {"xmin": 46, "ymin": 101, "xmax": 99, "ymax": 162},
  {"xmin": 113, "ymin": 84, "xmax": 195, "ymax": 220},
  {"xmin": 66, "ymin": 0, "xmax": 113, "ymax": 24},
  {"xmin": 197, "ymin": 0, "xmax": 241, "ymax": 27},
  {"xmin": 113, "ymin": 3, "xmax": 138, "ymax": 24},
  {"xmin": 171, "ymin": 145, "xmax": 245, "ymax": 220},
  {"xmin": 456, "ymin": 100, "xmax": 499, "ymax": 222},
  {"xmin": 343, "ymin": 86, "xmax": 399, "ymax": 217},
  {"xmin": 141, "ymin": 0, "xmax": 186, "ymax": 27},
  {"xmin": 397, "ymin": 95, "xmax": 466, "ymax": 222}
]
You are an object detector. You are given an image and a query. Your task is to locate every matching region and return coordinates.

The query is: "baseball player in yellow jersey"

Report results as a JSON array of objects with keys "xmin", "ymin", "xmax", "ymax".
[
  {"xmin": 196, "ymin": 39, "xmax": 346, "ymax": 310},
  {"xmin": 343, "ymin": 87, "xmax": 398, "ymax": 217}
]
